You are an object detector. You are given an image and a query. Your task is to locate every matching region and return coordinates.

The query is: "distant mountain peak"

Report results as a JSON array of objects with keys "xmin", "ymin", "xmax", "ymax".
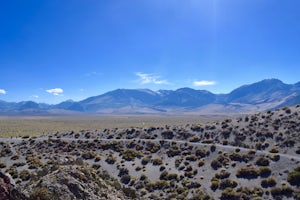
[
  {"xmin": 64, "ymin": 99, "xmax": 75, "ymax": 102},
  {"xmin": 257, "ymin": 78, "xmax": 285, "ymax": 85},
  {"xmin": 227, "ymin": 78, "xmax": 291, "ymax": 104},
  {"xmin": 1, "ymin": 79, "xmax": 300, "ymax": 115},
  {"xmin": 261, "ymin": 78, "xmax": 282, "ymax": 82},
  {"xmin": 136, "ymin": 88, "xmax": 160, "ymax": 95}
]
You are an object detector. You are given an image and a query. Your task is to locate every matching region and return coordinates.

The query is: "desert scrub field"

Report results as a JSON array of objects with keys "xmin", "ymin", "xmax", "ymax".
[
  {"xmin": 1, "ymin": 105, "xmax": 300, "ymax": 199},
  {"xmin": 0, "ymin": 115, "xmax": 221, "ymax": 137}
]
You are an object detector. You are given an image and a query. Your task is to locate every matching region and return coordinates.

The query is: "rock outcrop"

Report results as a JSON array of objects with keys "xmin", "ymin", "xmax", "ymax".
[
  {"xmin": 22, "ymin": 165, "xmax": 129, "ymax": 200},
  {"xmin": 0, "ymin": 172, "xmax": 28, "ymax": 200}
]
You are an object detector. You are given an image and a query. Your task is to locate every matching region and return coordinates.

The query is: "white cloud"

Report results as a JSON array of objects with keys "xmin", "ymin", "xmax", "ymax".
[
  {"xmin": 0, "ymin": 89, "xmax": 6, "ymax": 94},
  {"xmin": 193, "ymin": 80, "xmax": 216, "ymax": 86},
  {"xmin": 136, "ymin": 72, "xmax": 170, "ymax": 85},
  {"xmin": 85, "ymin": 72, "xmax": 102, "ymax": 77},
  {"xmin": 46, "ymin": 88, "xmax": 63, "ymax": 96},
  {"xmin": 31, "ymin": 95, "xmax": 39, "ymax": 98}
]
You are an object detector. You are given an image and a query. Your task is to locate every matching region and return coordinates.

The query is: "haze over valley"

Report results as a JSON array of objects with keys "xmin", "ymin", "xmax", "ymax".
[{"xmin": 1, "ymin": 79, "xmax": 300, "ymax": 115}]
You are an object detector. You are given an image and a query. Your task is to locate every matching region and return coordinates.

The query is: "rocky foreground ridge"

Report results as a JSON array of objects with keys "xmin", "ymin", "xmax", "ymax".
[{"xmin": 0, "ymin": 165, "xmax": 129, "ymax": 200}]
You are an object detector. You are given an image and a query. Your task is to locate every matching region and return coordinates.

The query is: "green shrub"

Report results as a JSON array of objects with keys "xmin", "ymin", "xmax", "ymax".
[
  {"xmin": 122, "ymin": 186, "xmax": 137, "ymax": 199},
  {"xmin": 135, "ymin": 166, "xmax": 142, "ymax": 171},
  {"xmin": 105, "ymin": 155, "xmax": 116, "ymax": 164},
  {"xmin": 82, "ymin": 151, "xmax": 96, "ymax": 159},
  {"xmin": 271, "ymin": 154, "xmax": 280, "ymax": 161},
  {"xmin": 120, "ymin": 174, "xmax": 131, "ymax": 184},
  {"xmin": 30, "ymin": 187, "xmax": 52, "ymax": 200},
  {"xmin": 210, "ymin": 179, "xmax": 219, "ymax": 191},
  {"xmin": 152, "ymin": 158, "xmax": 163, "ymax": 166},
  {"xmin": 255, "ymin": 157, "xmax": 269, "ymax": 166},
  {"xmin": 191, "ymin": 125, "xmax": 203, "ymax": 132},
  {"xmin": 0, "ymin": 146, "xmax": 12, "ymax": 157},
  {"xmin": 287, "ymin": 167, "xmax": 300, "ymax": 186},
  {"xmin": 19, "ymin": 170, "xmax": 31, "ymax": 181},
  {"xmin": 189, "ymin": 136, "xmax": 201, "ymax": 142},
  {"xmin": 271, "ymin": 186, "xmax": 293, "ymax": 197},
  {"xmin": 261, "ymin": 177, "xmax": 276, "ymax": 188},
  {"xmin": 0, "ymin": 162, "xmax": 7, "ymax": 168},
  {"xmin": 210, "ymin": 144, "xmax": 216, "ymax": 152},
  {"xmin": 11, "ymin": 155, "xmax": 20, "ymax": 160},
  {"xmin": 145, "ymin": 142, "xmax": 161, "ymax": 153},
  {"xmin": 198, "ymin": 159, "xmax": 205, "ymax": 167},
  {"xmin": 154, "ymin": 180, "xmax": 169, "ymax": 190},
  {"xmin": 229, "ymin": 152, "xmax": 243, "ymax": 162},
  {"xmin": 220, "ymin": 188, "xmax": 239, "ymax": 200},
  {"xmin": 186, "ymin": 154, "xmax": 197, "ymax": 161},
  {"xmin": 161, "ymin": 130, "xmax": 174, "ymax": 139},
  {"xmin": 195, "ymin": 148, "xmax": 209, "ymax": 158},
  {"xmin": 236, "ymin": 166, "xmax": 259, "ymax": 179},
  {"xmin": 223, "ymin": 140, "xmax": 228, "ymax": 145},
  {"xmin": 211, "ymin": 160, "xmax": 222, "ymax": 170},
  {"xmin": 13, "ymin": 162, "xmax": 26, "ymax": 167},
  {"xmin": 258, "ymin": 167, "xmax": 271, "ymax": 178},
  {"xmin": 118, "ymin": 167, "xmax": 129, "ymax": 177},
  {"xmin": 94, "ymin": 156, "xmax": 101, "ymax": 162},
  {"xmin": 269, "ymin": 147, "xmax": 279, "ymax": 153},
  {"xmin": 175, "ymin": 158, "xmax": 182, "ymax": 168},
  {"xmin": 122, "ymin": 149, "xmax": 143, "ymax": 161},
  {"xmin": 92, "ymin": 164, "xmax": 101, "ymax": 170},
  {"xmin": 5, "ymin": 166, "xmax": 18, "ymax": 179},
  {"xmin": 217, "ymin": 154, "xmax": 230, "ymax": 166},
  {"xmin": 215, "ymin": 170, "xmax": 231, "ymax": 179},
  {"xmin": 236, "ymin": 186, "xmax": 264, "ymax": 199},
  {"xmin": 140, "ymin": 174, "xmax": 147, "ymax": 181},
  {"xmin": 26, "ymin": 156, "xmax": 44, "ymax": 169},
  {"xmin": 159, "ymin": 170, "xmax": 168, "ymax": 180},
  {"xmin": 141, "ymin": 156, "xmax": 150, "ymax": 165},
  {"xmin": 219, "ymin": 179, "xmax": 238, "ymax": 190},
  {"xmin": 296, "ymin": 147, "xmax": 300, "ymax": 154},
  {"xmin": 190, "ymin": 189, "xmax": 213, "ymax": 200},
  {"xmin": 167, "ymin": 173, "xmax": 178, "ymax": 181},
  {"xmin": 167, "ymin": 146, "xmax": 181, "ymax": 157}
]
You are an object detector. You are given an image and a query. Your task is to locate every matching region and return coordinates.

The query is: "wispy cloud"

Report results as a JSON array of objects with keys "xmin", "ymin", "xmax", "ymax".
[
  {"xmin": 135, "ymin": 72, "xmax": 170, "ymax": 85},
  {"xmin": 84, "ymin": 72, "xmax": 102, "ymax": 77},
  {"xmin": 193, "ymin": 80, "xmax": 216, "ymax": 86},
  {"xmin": 46, "ymin": 88, "xmax": 63, "ymax": 96},
  {"xmin": 0, "ymin": 89, "xmax": 6, "ymax": 94},
  {"xmin": 31, "ymin": 95, "xmax": 39, "ymax": 98}
]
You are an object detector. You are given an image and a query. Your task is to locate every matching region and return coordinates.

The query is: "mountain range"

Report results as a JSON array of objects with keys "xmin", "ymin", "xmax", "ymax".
[{"xmin": 1, "ymin": 79, "xmax": 300, "ymax": 115}]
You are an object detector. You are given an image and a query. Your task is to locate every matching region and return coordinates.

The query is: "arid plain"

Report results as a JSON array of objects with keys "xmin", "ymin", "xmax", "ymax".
[{"xmin": 0, "ymin": 115, "xmax": 224, "ymax": 138}]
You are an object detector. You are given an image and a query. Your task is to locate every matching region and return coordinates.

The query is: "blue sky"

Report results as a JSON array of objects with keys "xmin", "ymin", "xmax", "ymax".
[{"xmin": 0, "ymin": 1, "xmax": 300, "ymax": 104}]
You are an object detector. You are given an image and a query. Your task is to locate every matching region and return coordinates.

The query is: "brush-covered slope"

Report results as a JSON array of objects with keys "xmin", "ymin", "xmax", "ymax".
[{"xmin": 1, "ymin": 105, "xmax": 300, "ymax": 199}]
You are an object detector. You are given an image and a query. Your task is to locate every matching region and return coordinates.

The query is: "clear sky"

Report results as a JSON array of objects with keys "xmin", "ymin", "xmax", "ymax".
[{"xmin": 0, "ymin": 0, "xmax": 300, "ymax": 104}]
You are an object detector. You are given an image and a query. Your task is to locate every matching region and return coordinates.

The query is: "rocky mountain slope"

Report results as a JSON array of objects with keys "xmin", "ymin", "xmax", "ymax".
[
  {"xmin": 1, "ymin": 79, "xmax": 300, "ymax": 115},
  {"xmin": 0, "ymin": 105, "xmax": 300, "ymax": 199}
]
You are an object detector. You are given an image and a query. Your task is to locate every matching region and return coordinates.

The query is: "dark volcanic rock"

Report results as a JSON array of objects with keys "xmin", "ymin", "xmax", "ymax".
[{"xmin": 0, "ymin": 172, "xmax": 28, "ymax": 200}]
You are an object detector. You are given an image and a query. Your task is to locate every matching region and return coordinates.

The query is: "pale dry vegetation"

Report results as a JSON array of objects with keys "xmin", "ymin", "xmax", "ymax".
[{"xmin": 0, "ymin": 115, "xmax": 219, "ymax": 137}]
